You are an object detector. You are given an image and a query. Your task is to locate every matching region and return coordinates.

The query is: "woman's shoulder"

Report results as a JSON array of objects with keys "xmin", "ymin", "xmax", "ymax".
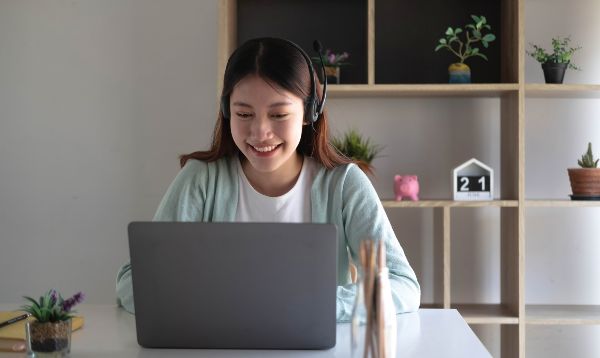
[
  {"xmin": 314, "ymin": 160, "xmax": 366, "ymax": 183},
  {"xmin": 175, "ymin": 156, "xmax": 237, "ymax": 186},
  {"xmin": 180, "ymin": 156, "xmax": 235, "ymax": 175}
]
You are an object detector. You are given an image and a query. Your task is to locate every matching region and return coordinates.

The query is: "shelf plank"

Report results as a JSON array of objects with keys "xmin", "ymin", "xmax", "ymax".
[
  {"xmin": 452, "ymin": 304, "xmax": 519, "ymax": 324},
  {"xmin": 419, "ymin": 303, "xmax": 443, "ymax": 309},
  {"xmin": 525, "ymin": 84, "xmax": 600, "ymax": 98},
  {"xmin": 526, "ymin": 305, "xmax": 600, "ymax": 325},
  {"xmin": 327, "ymin": 84, "xmax": 519, "ymax": 97},
  {"xmin": 381, "ymin": 200, "xmax": 518, "ymax": 208},
  {"xmin": 525, "ymin": 199, "xmax": 600, "ymax": 207}
]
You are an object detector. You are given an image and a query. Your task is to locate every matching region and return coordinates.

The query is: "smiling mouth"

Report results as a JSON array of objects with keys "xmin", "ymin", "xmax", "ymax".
[{"xmin": 249, "ymin": 144, "xmax": 281, "ymax": 153}]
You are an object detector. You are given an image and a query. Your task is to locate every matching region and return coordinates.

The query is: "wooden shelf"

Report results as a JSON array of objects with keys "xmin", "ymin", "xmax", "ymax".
[
  {"xmin": 526, "ymin": 305, "xmax": 600, "ymax": 325},
  {"xmin": 453, "ymin": 304, "xmax": 519, "ymax": 325},
  {"xmin": 381, "ymin": 199, "xmax": 518, "ymax": 208},
  {"xmin": 525, "ymin": 84, "xmax": 600, "ymax": 98},
  {"xmin": 525, "ymin": 199, "xmax": 600, "ymax": 207},
  {"xmin": 420, "ymin": 303, "xmax": 443, "ymax": 309},
  {"xmin": 328, "ymin": 84, "xmax": 519, "ymax": 98}
]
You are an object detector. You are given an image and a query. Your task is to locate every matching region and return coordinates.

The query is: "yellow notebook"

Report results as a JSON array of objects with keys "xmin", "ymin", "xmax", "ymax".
[{"xmin": 0, "ymin": 311, "xmax": 84, "ymax": 352}]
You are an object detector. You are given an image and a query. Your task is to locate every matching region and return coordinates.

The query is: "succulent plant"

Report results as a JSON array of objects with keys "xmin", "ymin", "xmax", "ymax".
[
  {"xmin": 331, "ymin": 129, "xmax": 384, "ymax": 175},
  {"xmin": 577, "ymin": 142, "xmax": 598, "ymax": 168},
  {"xmin": 332, "ymin": 129, "xmax": 383, "ymax": 164},
  {"xmin": 21, "ymin": 289, "xmax": 85, "ymax": 323}
]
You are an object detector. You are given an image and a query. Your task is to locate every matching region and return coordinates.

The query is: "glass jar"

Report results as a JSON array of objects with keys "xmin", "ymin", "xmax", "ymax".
[{"xmin": 26, "ymin": 319, "xmax": 72, "ymax": 357}]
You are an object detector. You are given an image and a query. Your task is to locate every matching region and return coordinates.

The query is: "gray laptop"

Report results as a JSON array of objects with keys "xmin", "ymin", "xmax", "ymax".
[{"xmin": 128, "ymin": 222, "xmax": 338, "ymax": 350}]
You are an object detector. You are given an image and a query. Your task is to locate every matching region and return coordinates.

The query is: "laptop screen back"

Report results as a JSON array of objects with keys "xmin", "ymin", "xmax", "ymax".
[{"xmin": 128, "ymin": 222, "xmax": 338, "ymax": 349}]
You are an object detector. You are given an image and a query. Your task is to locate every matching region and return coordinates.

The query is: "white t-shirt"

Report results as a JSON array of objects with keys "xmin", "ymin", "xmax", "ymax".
[{"xmin": 235, "ymin": 156, "xmax": 317, "ymax": 222}]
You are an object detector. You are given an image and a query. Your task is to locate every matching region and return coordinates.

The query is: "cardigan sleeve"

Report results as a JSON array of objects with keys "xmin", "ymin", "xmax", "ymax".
[
  {"xmin": 336, "ymin": 165, "xmax": 421, "ymax": 322},
  {"xmin": 116, "ymin": 160, "xmax": 207, "ymax": 314}
]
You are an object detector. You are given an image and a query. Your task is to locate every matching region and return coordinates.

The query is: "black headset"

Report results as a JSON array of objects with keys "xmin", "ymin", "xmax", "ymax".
[{"xmin": 220, "ymin": 38, "xmax": 328, "ymax": 124}]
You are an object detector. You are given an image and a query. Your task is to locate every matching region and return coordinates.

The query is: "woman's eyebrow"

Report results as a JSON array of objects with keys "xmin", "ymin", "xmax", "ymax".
[
  {"xmin": 231, "ymin": 101, "xmax": 293, "ymax": 108},
  {"xmin": 231, "ymin": 101, "xmax": 252, "ymax": 108},
  {"xmin": 268, "ymin": 101, "xmax": 293, "ymax": 108}
]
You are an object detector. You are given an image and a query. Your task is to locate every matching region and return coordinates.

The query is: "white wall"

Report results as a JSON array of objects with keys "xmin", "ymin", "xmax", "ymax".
[
  {"xmin": 0, "ymin": 1, "xmax": 599, "ymax": 357},
  {"xmin": 0, "ymin": 0, "xmax": 217, "ymax": 303}
]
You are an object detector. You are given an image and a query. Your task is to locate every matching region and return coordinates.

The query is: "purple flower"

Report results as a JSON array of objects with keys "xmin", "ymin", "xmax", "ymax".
[
  {"xmin": 61, "ymin": 292, "xmax": 85, "ymax": 312},
  {"xmin": 322, "ymin": 49, "xmax": 350, "ymax": 66},
  {"xmin": 49, "ymin": 289, "xmax": 58, "ymax": 306},
  {"xmin": 328, "ymin": 53, "xmax": 336, "ymax": 64}
]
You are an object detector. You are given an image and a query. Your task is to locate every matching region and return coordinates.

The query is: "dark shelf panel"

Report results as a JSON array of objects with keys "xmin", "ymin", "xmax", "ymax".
[
  {"xmin": 237, "ymin": 0, "xmax": 368, "ymax": 84},
  {"xmin": 375, "ymin": 0, "xmax": 502, "ymax": 84}
]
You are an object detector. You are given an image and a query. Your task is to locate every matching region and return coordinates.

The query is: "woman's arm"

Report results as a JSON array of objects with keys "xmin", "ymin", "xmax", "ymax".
[{"xmin": 337, "ymin": 165, "xmax": 421, "ymax": 322}]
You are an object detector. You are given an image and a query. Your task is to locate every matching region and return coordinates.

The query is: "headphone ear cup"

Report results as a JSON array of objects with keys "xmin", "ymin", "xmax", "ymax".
[
  {"xmin": 305, "ymin": 98, "xmax": 318, "ymax": 123},
  {"xmin": 221, "ymin": 96, "xmax": 230, "ymax": 119}
]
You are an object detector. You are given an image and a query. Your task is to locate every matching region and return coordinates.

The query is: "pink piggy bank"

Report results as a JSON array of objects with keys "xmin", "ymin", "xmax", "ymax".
[{"xmin": 394, "ymin": 175, "xmax": 420, "ymax": 201}]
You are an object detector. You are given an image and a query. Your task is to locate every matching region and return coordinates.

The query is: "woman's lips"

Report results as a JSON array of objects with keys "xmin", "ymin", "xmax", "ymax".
[{"xmin": 248, "ymin": 143, "xmax": 281, "ymax": 157}]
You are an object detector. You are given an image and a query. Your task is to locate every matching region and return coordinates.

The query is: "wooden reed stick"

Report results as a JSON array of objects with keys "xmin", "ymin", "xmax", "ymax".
[
  {"xmin": 364, "ymin": 240, "xmax": 379, "ymax": 358},
  {"xmin": 377, "ymin": 240, "xmax": 386, "ymax": 358}
]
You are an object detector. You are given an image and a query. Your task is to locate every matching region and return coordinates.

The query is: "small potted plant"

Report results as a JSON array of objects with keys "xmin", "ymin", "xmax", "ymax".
[
  {"xmin": 568, "ymin": 142, "xmax": 600, "ymax": 200},
  {"xmin": 312, "ymin": 49, "xmax": 350, "ymax": 84},
  {"xmin": 331, "ymin": 129, "xmax": 383, "ymax": 175},
  {"xmin": 21, "ymin": 289, "xmax": 84, "ymax": 357},
  {"xmin": 434, "ymin": 15, "xmax": 496, "ymax": 83},
  {"xmin": 527, "ymin": 36, "xmax": 581, "ymax": 84}
]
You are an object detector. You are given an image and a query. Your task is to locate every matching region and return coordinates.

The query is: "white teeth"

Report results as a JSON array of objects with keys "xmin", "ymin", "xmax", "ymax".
[{"xmin": 252, "ymin": 145, "xmax": 278, "ymax": 152}]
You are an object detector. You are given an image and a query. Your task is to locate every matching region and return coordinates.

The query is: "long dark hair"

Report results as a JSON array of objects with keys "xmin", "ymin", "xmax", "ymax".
[{"xmin": 179, "ymin": 37, "xmax": 370, "ymax": 173}]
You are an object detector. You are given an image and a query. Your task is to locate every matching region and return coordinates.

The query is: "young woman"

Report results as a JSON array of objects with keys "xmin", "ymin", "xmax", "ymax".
[{"xmin": 116, "ymin": 37, "xmax": 420, "ymax": 322}]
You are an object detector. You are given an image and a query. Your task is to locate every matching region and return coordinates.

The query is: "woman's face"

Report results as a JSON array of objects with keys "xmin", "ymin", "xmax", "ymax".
[{"xmin": 229, "ymin": 74, "xmax": 305, "ymax": 176}]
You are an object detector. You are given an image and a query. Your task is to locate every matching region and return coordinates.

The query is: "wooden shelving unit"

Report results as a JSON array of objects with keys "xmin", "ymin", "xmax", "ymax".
[
  {"xmin": 525, "ymin": 84, "xmax": 600, "ymax": 98},
  {"xmin": 455, "ymin": 304, "xmax": 520, "ymax": 325},
  {"xmin": 327, "ymin": 84, "xmax": 519, "ymax": 98},
  {"xmin": 525, "ymin": 199, "xmax": 600, "ymax": 207},
  {"xmin": 218, "ymin": 1, "xmax": 600, "ymax": 356},
  {"xmin": 381, "ymin": 199, "xmax": 518, "ymax": 208},
  {"xmin": 526, "ymin": 305, "xmax": 600, "ymax": 325}
]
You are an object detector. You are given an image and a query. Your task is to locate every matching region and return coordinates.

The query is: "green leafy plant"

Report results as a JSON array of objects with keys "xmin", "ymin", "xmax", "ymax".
[
  {"xmin": 527, "ymin": 36, "xmax": 581, "ymax": 70},
  {"xmin": 331, "ymin": 129, "xmax": 383, "ymax": 165},
  {"xmin": 434, "ymin": 15, "xmax": 496, "ymax": 63},
  {"xmin": 21, "ymin": 289, "xmax": 85, "ymax": 323},
  {"xmin": 577, "ymin": 142, "xmax": 598, "ymax": 168}
]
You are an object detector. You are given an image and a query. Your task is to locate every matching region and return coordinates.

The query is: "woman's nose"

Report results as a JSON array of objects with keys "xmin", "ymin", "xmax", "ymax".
[{"xmin": 250, "ymin": 115, "xmax": 273, "ymax": 139}]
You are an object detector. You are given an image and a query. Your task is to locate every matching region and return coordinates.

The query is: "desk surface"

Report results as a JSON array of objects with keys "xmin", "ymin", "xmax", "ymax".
[{"xmin": 1, "ymin": 304, "xmax": 490, "ymax": 357}]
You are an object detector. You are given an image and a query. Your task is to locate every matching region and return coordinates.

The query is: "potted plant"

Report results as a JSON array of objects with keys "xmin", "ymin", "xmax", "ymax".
[
  {"xmin": 568, "ymin": 142, "xmax": 600, "ymax": 200},
  {"xmin": 434, "ymin": 15, "xmax": 496, "ymax": 83},
  {"xmin": 331, "ymin": 129, "xmax": 383, "ymax": 175},
  {"xmin": 21, "ymin": 289, "xmax": 84, "ymax": 357},
  {"xmin": 527, "ymin": 36, "xmax": 581, "ymax": 84},
  {"xmin": 312, "ymin": 49, "xmax": 350, "ymax": 84}
]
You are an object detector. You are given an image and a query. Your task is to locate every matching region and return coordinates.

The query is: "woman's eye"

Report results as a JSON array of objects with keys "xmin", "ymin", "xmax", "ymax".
[
  {"xmin": 236, "ymin": 113, "xmax": 253, "ymax": 119},
  {"xmin": 271, "ymin": 113, "xmax": 288, "ymax": 120}
]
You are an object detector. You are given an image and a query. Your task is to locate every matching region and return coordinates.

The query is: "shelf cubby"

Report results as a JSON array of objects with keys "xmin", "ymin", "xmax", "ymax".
[{"xmin": 454, "ymin": 303, "xmax": 519, "ymax": 325}]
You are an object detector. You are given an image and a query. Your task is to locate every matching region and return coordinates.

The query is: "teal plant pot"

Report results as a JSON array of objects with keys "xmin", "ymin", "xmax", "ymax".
[{"xmin": 448, "ymin": 63, "xmax": 471, "ymax": 83}]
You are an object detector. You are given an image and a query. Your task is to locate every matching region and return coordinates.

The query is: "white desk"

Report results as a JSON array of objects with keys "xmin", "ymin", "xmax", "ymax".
[{"xmin": 1, "ymin": 304, "xmax": 491, "ymax": 357}]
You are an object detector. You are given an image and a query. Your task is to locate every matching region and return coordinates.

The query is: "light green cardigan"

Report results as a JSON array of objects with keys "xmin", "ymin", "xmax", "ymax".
[{"xmin": 116, "ymin": 156, "xmax": 420, "ymax": 322}]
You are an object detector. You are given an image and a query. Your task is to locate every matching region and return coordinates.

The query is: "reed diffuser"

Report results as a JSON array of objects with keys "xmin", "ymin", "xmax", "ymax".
[{"xmin": 351, "ymin": 239, "xmax": 396, "ymax": 358}]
